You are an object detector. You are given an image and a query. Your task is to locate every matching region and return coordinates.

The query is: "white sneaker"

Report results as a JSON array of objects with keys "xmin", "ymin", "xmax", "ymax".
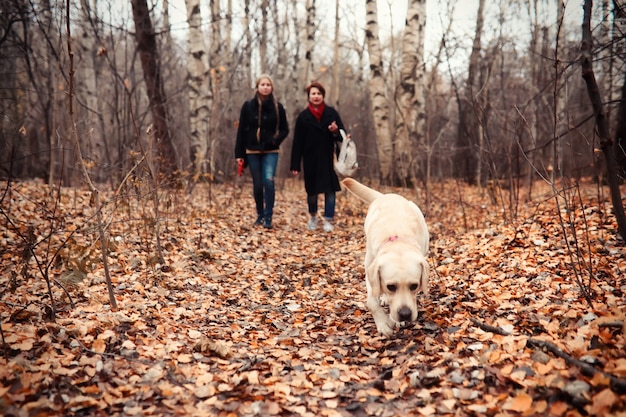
[
  {"xmin": 307, "ymin": 216, "xmax": 318, "ymax": 230},
  {"xmin": 322, "ymin": 218, "xmax": 334, "ymax": 232}
]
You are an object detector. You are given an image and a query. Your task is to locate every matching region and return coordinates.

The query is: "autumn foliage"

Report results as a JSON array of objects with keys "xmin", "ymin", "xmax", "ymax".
[{"xmin": 1, "ymin": 178, "xmax": 624, "ymax": 416}]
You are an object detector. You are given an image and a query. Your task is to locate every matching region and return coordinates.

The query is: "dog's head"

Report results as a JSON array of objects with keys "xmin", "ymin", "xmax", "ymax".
[{"xmin": 366, "ymin": 247, "xmax": 429, "ymax": 323}]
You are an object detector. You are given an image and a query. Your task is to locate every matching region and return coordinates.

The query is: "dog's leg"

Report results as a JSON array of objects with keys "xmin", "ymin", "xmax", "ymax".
[{"xmin": 365, "ymin": 283, "xmax": 395, "ymax": 336}]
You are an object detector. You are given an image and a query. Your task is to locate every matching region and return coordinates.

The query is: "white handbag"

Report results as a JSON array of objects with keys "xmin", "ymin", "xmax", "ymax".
[{"xmin": 334, "ymin": 129, "xmax": 359, "ymax": 177}]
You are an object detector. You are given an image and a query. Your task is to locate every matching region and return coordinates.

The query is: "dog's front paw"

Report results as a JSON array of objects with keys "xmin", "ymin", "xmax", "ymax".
[{"xmin": 374, "ymin": 316, "xmax": 395, "ymax": 337}]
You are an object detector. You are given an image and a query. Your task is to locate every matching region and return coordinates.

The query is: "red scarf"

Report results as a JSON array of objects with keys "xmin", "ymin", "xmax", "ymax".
[{"xmin": 308, "ymin": 102, "xmax": 325, "ymax": 122}]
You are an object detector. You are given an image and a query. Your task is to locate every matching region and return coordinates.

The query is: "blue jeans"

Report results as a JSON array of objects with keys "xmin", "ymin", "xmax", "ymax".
[
  {"xmin": 307, "ymin": 192, "xmax": 336, "ymax": 219},
  {"xmin": 246, "ymin": 153, "xmax": 278, "ymax": 220}
]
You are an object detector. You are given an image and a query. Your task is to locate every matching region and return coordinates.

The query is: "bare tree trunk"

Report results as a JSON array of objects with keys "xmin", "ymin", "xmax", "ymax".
[
  {"xmin": 40, "ymin": 0, "xmax": 58, "ymax": 185},
  {"xmin": 210, "ymin": 0, "xmax": 221, "ymax": 69},
  {"xmin": 208, "ymin": 0, "xmax": 222, "ymax": 178},
  {"xmin": 615, "ymin": 71, "xmax": 626, "ymax": 175},
  {"xmin": 304, "ymin": 0, "xmax": 316, "ymax": 83},
  {"xmin": 581, "ymin": 0, "xmax": 626, "ymax": 239},
  {"xmin": 65, "ymin": 0, "xmax": 117, "ymax": 310},
  {"xmin": 393, "ymin": 0, "xmax": 426, "ymax": 185},
  {"xmin": 243, "ymin": 0, "xmax": 253, "ymax": 85},
  {"xmin": 365, "ymin": 0, "xmax": 392, "ymax": 182},
  {"xmin": 131, "ymin": 0, "xmax": 178, "ymax": 178},
  {"xmin": 424, "ymin": 1, "xmax": 457, "ymax": 205},
  {"xmin": 599, "ymin": 0, "xmax": 614, "ymax": 125},
  {"xmin": 330, "ymin": 0, "xmax": 340, "ymax": 107},
  {"xmin": 185, "ymin": 0, "xmax": 212, "ymax": 177},
  {"xmin": 553, "ymin": 0, "xmax": 566, "ymax": 182},
  {"xmin": 273, "ymin": 1, "xmax": 292, "ymax": 178},
  {"xmin": 272, "ymin": 1, "xmax": 288, "ymax": 91},
  {"xmin": 288, "ymin": 0, "xmax": 304, "ymax": 126},
  {"xmin": 76, "ymin": 0, "xmax": 108, "ymax": 182},
  {"xmin": 525, "ymin": 0, "xmax": 540, "ymax": 199},
  {"xmin": 455, "ymin": 0, "xmax": 485, "ymax": 184},
  {"xmin": 258, "ymin": 0, "xmax": 268, "ymax": 74},
  {"xmin": 225, "ymin": 0, "xmax": 232, "ymax": 74}
]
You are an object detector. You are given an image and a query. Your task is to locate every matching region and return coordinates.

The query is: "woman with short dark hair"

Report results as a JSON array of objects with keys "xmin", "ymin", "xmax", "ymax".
[{"xmin": 290, "ymin": 82, "xmax": 350, "ymax": 232}]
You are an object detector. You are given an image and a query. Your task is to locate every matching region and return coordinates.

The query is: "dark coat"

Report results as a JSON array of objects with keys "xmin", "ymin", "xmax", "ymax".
[
  {"xmin": 290, "ymin": 105, "xmax": 345, "ymax": 195},
  {"xmin": 235, "ymin": 94, "xmax": 289, "ymax": 159}
]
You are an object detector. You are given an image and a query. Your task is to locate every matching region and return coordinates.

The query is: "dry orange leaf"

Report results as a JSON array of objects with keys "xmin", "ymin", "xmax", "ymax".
[
  {"xmin": 503, "ymin": 392, "xmax": 533, "ymax": 412},
  {"xmin": 92, "ymin": 338, "xmax": 106, "ymax": 353},
  {"xmin": 549, "ymin": 401, "xmax": 569, "ymax": 415},
  {"xmin": 588, "ymin": 388, "xmax": 619, "ymax": 415}
]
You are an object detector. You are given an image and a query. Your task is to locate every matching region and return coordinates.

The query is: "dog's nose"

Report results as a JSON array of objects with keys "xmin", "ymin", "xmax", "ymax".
[{"xmin": 398, "ymin": 306, "xmax": 413, "ymax": 322}]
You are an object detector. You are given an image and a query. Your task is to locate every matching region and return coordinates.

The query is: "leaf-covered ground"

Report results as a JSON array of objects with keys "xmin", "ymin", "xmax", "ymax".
[{"xmin": 1, "ymin": 178, "xmax": 625, "ymax": 416}]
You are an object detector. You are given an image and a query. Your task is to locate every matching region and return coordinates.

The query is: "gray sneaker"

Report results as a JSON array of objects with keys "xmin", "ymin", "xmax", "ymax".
[
  {"xmin": 307, "ymin": 216, "xmax": 318, "ymax": 230},
  {"xmin": 322, "ymin": 218, "xmax": 334, "ymax": 232}
]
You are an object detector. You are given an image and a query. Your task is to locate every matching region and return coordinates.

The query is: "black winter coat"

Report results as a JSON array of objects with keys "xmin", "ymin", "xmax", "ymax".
[
  {"xmin": 290, "ymin": 105, "xmax": 345, "ymax": 195},
  {"xmin": 235, "ymin": 94, "xmax": 289, "ymax": 159}
]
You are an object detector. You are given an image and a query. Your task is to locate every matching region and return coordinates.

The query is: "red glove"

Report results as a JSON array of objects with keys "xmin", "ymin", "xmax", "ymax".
[{"xmin": 237, "ymin": 159, "xmax": 244, "ymax": 176}]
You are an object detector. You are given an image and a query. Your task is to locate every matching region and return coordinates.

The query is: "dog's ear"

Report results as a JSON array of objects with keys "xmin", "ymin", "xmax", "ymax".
[
  {"xmin": 366, "ymin": 259, "xmax": 383, "ymax": 299},
  {"xmin": 419, "ymin": 258, "xmax": 429, "ymax": 294}
]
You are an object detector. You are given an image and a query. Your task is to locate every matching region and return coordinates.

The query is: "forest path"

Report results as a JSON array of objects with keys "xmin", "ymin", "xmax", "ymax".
[{"xmin": 1, "ymin": 178, "xmax": 624, "ymax": 416}]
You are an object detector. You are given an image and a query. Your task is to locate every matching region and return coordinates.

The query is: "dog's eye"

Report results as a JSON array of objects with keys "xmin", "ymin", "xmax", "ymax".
[
  {"xmin": 410, "ymin": 284, "xmax": 418, "ymax": 291},
  {"xmin": 387, "ymin": 284, "xmax": 397, "ymax": 292}
]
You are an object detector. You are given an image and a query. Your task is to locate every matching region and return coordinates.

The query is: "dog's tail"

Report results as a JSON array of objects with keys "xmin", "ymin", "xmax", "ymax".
[{"xmin": 341, "ymin": 178, "xmax": 383, "ymax": 204}]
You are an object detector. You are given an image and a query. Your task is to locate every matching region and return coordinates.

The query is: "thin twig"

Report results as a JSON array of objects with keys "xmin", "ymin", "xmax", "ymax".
[
  {"xmin": 470, "ymin": 317, "xmax": 511, "ymax": 336},
  {"xmin": 527, "ymin": 338, "xmax": 626, "ymax": 393}
]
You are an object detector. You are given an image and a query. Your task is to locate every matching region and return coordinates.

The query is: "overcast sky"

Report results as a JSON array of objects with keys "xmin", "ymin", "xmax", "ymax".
[{"xmin": 163, "ymin": 0, "xmax": 585, "ymax": 72}]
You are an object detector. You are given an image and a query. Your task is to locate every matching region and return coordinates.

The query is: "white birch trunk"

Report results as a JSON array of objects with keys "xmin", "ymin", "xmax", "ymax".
[
  {"xmin": 209, "ymin": 0, "xmax": 221, "ymax": 176},
  {"xmin": 365, "ymin": 0, "xmax": 392, "ymax": 181},
  {"xmin": 394, "ymin": 0, "xmax": 426, "ymax": 183},
  {"xmin": 330, "ymin": 0, "xmax": 340, "ymax": 106},
  {"xmin": 185, "ymin": 0, "xmax": 212, "ymax": 174},
  {"xmin": 289, "ymin": 0, "xmax": 304, "ymax": 123},
  {"xmin": 243, "ymin": 0, "xmax": 253, "ymax": 85},
  {"xmin": 260, "ymin": 0, "xmax": 268, "ymax": 73},
  {"xmin": 225, "ymin": 0, "xmax": 232, "ymax": 74},
  {"xmin": 304, "ymin": 0, "xmax": 317, "ymax": 83}
]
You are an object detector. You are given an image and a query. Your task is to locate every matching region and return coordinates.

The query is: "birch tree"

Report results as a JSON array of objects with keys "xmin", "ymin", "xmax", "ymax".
[
  {"xmin": 330, "ymin": 0, "xmax": 340, "ymax": 106},
  {"xmin": 304, "ymin": 0, "xmax": 317, "ymax": 84},
  {"xmin": 365, "ymin": 0, "xmax": 392, "ymax": 181},
  {"xmin": 224, "ymin": 0, "xmax": 232, "ymax": 76},
  {"xmin": 272, "ymin": 1, "xmax": 289, "ymax": 86},
  {"xmin": 393, "ymin": 0, "xmax": 426, "ymax": 184},
  {"xmin": 288, "ymin": 0, "xmax": 304, "ymax": 121},
  {"xmin": 259, "ymin": 0, "xmax": 268, "ymax": 73},
  {"xmin": 184, "ymin": 0, "xmax": 212, "ymax": 176},
  {"xmin": 243, "ymin": 0, "xmax": 253, "ymax": 86}
]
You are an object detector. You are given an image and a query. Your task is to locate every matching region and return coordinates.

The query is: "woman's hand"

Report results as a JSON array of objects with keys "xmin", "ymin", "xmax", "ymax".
[
  {"xmin": 328, "ymin": 121, "xmax": 338, "ymax": 134},
  {"xmin": 291, "ymin": 170, "xmax": 299, "ymax": 176}
]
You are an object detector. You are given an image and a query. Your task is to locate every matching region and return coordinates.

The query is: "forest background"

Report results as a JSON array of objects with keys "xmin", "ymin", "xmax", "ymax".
[
  {"xmin": 1, "ymin": 0, "xmax": 626, "ymax": 415},
  {"xmin": 2, "ymin": 0, "xmax": 626, "ymax": 188}
]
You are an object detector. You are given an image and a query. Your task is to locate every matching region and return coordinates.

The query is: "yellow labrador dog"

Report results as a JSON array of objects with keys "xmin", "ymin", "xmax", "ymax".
[{"xmin": 342, "ymin": 178, "xmax": 429, "ymax": 336}]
